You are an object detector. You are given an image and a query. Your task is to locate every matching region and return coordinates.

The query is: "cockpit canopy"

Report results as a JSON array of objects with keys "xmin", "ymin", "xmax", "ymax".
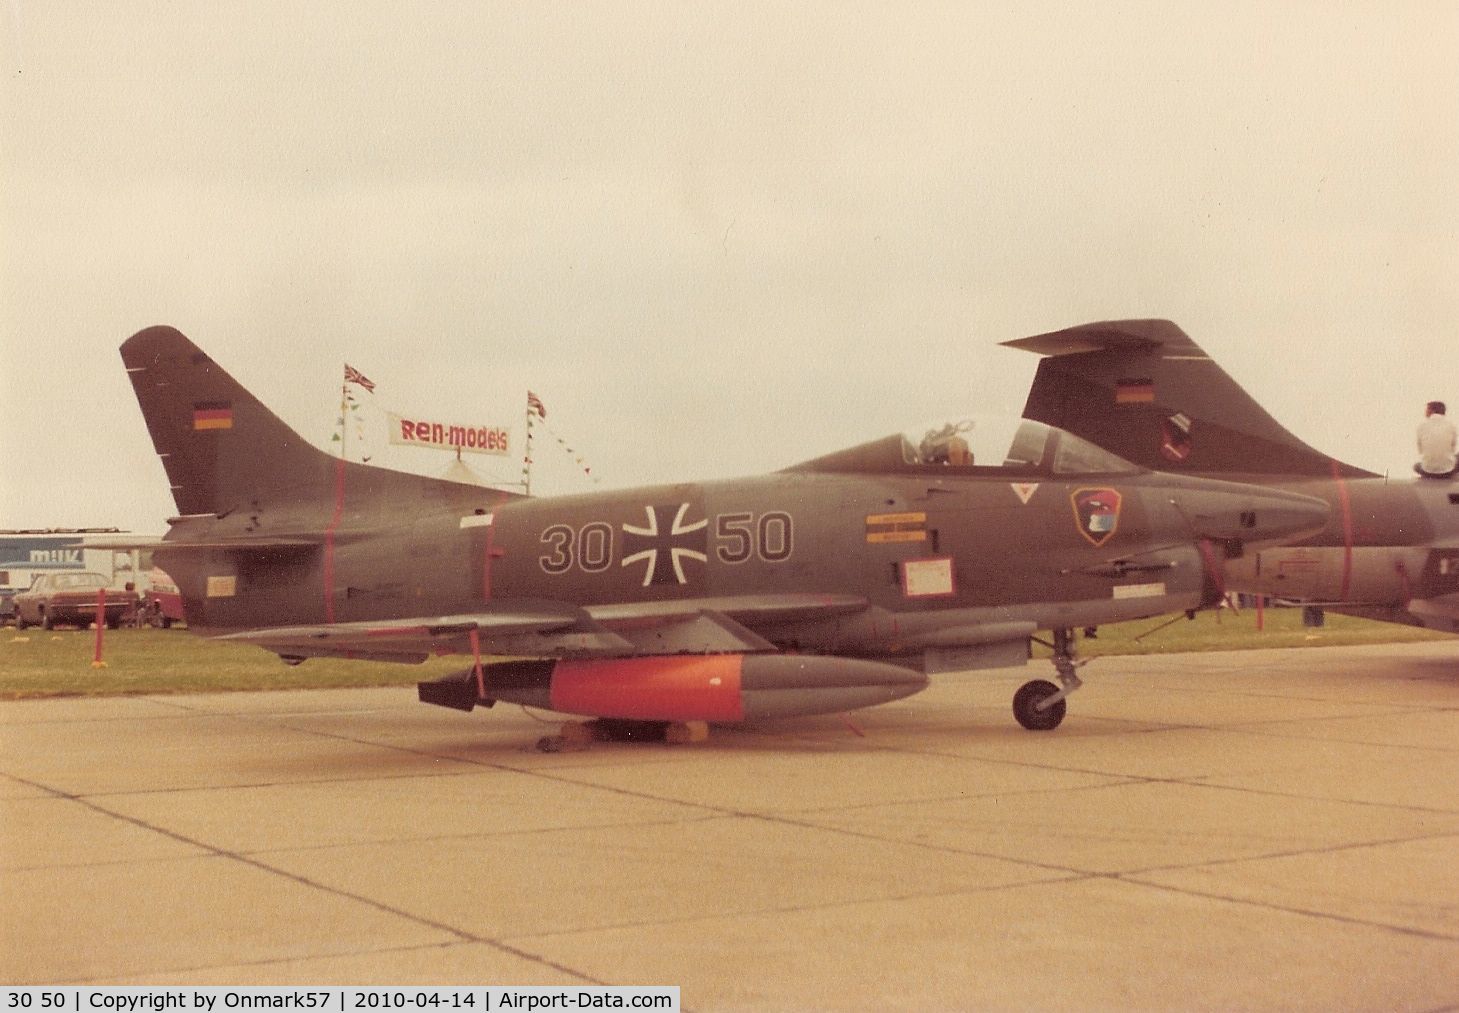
[{"xmin": 787, "ymin": 417, "xmax": 1140, "ymax": 476}]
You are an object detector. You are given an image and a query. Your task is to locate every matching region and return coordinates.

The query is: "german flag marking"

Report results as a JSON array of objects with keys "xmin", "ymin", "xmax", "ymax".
[
  {"xmin": 1114, "ymin": 379, "xmax": 1155, "ymax": 404},
  {"xmin": 193, "ymin": 401, "xmax": 233, "ymax": 430}
]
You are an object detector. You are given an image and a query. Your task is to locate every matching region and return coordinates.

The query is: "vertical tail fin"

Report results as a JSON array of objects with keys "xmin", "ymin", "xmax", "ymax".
[
  {"xmin": 1004, "ymin": 319, "xmax": 1374, "ymax": 479},
  {"xmin": 121, "ymin": 325, "xmax": 342, "ymax": 516}
]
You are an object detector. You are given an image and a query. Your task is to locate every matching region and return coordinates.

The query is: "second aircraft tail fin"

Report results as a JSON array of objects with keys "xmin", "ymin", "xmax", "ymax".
[{"xmin": 1004, "ymin": 319, "xmax": 1374, "ymax": 479}]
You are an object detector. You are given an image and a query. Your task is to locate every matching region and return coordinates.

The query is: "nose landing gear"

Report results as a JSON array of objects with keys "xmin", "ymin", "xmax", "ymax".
[{"xmin": 1013, "ymin": 627, "xmax": 1087, "ymax": 731}]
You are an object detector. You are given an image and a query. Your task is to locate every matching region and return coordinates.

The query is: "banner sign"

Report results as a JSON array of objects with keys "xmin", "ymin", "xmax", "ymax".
[
  {"xmin": 0, "ymin": 536, "xmax": 84, "ymax": 570},
  {"xmin": 388, "ymin": 413, "xmax": 512, "ymax": 457}
]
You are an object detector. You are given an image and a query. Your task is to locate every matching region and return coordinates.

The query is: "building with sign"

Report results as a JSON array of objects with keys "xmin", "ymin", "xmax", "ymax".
[{"xmin": 0, "ymin": 529, "xmax": 161, "ymax": 622}]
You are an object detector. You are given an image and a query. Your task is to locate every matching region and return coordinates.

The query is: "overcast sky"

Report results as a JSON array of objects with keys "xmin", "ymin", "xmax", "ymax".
[{"xmin": 3, "ymin": 2, "xmax": 1456, "ymax": 534}]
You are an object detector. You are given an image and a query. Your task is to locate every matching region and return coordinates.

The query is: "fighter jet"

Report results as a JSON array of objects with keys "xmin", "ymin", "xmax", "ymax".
[
  {"xmin": 117, "ymin": 325, "xmax": 1327, "ymax": 742},
  {"xmin": 1007, "ymin": 319, "xmax": 1459, "ymax": 634}
]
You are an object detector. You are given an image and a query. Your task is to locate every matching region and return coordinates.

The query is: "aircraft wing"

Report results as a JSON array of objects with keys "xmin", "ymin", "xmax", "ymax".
[
  {"xmin": 585, "ymin": 592, "xmax": 867, "ymax": 626},
  {"xmin": 215, "ymin": 593, "xmax": 870, "ymax": 663},
  {"xmin": 215, "ymin": 604, "xmax": 624, "ymax": 662},
  {"xmin": 587, "ymin": 593, "xmax": 869, "ymax": 654}
]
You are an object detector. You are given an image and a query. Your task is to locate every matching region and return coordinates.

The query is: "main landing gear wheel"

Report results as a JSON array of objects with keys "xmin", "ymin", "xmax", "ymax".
[{"xmin": 1013, "ymin": 679, "xmax": 1066, "ymax": 731}]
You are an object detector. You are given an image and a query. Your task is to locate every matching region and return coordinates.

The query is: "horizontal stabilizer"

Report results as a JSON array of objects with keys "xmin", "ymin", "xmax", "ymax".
[
  {"xmin": 89, "ymin": 536, "xmax": 322, "ymax": 553},
  {"xmin": 1002, "ymin": 319, "xmax": 1200, "ymax": 358},
  {"xmin": 68, "ymin": 537, "xmax": 164, "ymax": 551}
]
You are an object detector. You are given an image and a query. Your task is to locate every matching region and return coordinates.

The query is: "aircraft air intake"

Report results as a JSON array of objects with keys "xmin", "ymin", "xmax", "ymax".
[{"xmin": 1164, "ymin": 478, "xmax": 1330, "ymax": 552}]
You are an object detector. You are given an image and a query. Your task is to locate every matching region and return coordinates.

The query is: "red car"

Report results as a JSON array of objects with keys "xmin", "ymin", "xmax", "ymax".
[
  {"xmin": 13, "ymin": 572, "xmax": 131, "ymax": 630},
  {"xmin": 143, "ymin": 567, "xmax": 185, "ymax": 628}
]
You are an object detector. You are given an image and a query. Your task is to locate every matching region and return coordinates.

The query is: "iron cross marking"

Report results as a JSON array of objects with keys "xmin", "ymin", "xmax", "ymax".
[{"xmin": 621, "ymin": 503, "xmax": 709, "ymax": 586}]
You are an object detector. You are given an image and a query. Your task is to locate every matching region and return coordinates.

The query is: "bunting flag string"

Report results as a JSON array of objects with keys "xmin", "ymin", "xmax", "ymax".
[
  {"xmin": 523, "ymin": 398, "xmax": 536, "ymax": 492},
  {"xmin": 542, "ymin": 424, "xmax": 598, "ymax": 483},
  {"xmin": 521, "ymin": 391, "xmax": 597, "ymax": 494},
  {"xmin": 336, "ymin": 364, "xmax": 377, "ymax": 461},
  {"xmin": 346, "ymin": 393, "xmax": 369, "ymax": 459}
]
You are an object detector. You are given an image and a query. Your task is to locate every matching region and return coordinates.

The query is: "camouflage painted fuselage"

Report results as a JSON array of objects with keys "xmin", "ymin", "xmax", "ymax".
[{"xmin": 157, "ymin": 436, "xmax": 1325, "ymax": 664}]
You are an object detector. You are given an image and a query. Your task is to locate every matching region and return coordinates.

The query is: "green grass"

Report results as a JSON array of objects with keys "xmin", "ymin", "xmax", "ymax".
[
  {"xmin": 0, "ymin": 608, "xmax": 1452, "ymax": 699},
  {"xmin": 0, "ymin": 627, "xmax": 469, "ymax": 699},
  {"xmin": 1048, "ymin": 606, "xmax": 1454, "ymax": 658}
]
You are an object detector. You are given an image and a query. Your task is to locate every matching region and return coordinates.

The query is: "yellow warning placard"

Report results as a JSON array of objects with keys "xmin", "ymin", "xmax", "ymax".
[{"xmin": 866, "ymin": 512, "xmax": 927, "ymax": 543}]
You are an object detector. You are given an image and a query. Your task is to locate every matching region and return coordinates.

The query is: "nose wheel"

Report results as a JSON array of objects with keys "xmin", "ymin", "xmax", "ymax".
[
  {"xmin": 1013, "ymin": 679, "xmax": 1066, "ymax": 730},
  {"xmin": 1014, "ymin": 627, "xmax": 1086, "ymax": 731}
]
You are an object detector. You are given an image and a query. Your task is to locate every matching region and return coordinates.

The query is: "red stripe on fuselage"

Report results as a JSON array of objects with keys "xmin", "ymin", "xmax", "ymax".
[
  {"xmin": 482, "ymin": 523, "xmax": 495, "ymax": 600},
  {"xmin": 323, "ymin": 456, "xmax": 346, "ymax": 623},
  {"xmin": 1330, "ymin": 458, "xmax": 1354, "ymax": 601}
]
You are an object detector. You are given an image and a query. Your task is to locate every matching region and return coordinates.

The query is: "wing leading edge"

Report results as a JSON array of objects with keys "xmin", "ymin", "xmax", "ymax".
[{"xmin": 213, "ymin": 593, "xmax": 871, "ymax": 663}]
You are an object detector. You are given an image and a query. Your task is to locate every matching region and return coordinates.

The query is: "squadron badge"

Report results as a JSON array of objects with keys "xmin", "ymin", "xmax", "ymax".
[{"xmin": 1071, "ymin": 487, "xmax": 1122, "ymax": 547}]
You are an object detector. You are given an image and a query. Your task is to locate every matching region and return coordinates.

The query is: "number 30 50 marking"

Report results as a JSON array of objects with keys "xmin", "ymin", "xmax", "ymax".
[{"xmin": 539, "ymin": 511, "xmax": 793, "ymax": 574}]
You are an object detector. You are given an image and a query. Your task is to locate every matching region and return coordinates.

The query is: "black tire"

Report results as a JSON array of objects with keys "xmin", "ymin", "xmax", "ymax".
[
  {"xmin": 106, "ymin": 615, "xmax": 121, "ymax": 630},
  {"xmin": 1013, "ymin": 679, "xmax": 1066, "ymax": 731},
  {"xmin": 15, "ymin": 612, "xmax": 27, "ymax": 630},
  {"xmin": 160, "ymin": 615, "xmax": 173, "ymax": 630},
  {"xmin": 40, "ymin": 609, "xmax": 52, "ymax": 631}
]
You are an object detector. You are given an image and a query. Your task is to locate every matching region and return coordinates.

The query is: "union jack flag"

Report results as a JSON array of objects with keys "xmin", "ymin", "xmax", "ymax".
[
  {"xmin": 344, "ymin": 364, "xmax": 376, "ymax": 393},
  {"xmin": 527, "ymin": 391, "xmax": 546, "ymax": 419}
]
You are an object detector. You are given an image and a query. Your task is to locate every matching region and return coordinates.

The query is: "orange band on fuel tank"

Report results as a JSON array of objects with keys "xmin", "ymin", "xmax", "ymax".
[{"xmin": 549, "ymin": 655, "xmax": 745, "ymax": 722}]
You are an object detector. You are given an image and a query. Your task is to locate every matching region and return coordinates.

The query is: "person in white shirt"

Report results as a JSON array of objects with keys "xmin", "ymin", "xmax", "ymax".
[{"xmin": 1416, "ymin": 401, "xmax": 1458, "ymax": 478}]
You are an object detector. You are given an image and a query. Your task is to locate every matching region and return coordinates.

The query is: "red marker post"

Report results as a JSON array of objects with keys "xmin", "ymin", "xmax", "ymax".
[{"xmin": 92, "ymin": 587, "xmax": 108, "ymax": 668}]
